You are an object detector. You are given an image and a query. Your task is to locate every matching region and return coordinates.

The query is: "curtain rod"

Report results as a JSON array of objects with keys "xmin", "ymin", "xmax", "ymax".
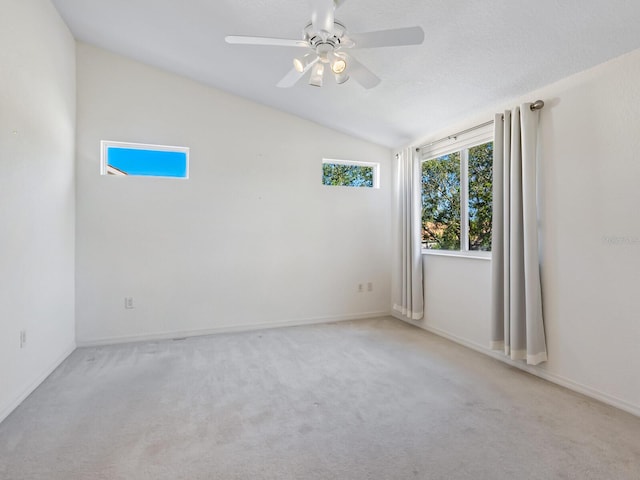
[{"xmin": 416, "ymin": 99, "xmax": 544, "ymax": 152}]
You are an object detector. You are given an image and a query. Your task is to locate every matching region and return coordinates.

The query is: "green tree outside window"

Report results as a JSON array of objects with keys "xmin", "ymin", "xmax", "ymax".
[
  {"xmin": 421, "ymin": 141, "xmax": 493, "ymax": 251},
  {"xmin": 421, "ymin": 152, "xmax": 461, "ymax": 250},
  {"xmin": 468, "ymin": 142, "xmax": 493, "ymax": 251},
  {"xmin": 323, "ymin": 163, "xmax": 374, "ymax": 187}
]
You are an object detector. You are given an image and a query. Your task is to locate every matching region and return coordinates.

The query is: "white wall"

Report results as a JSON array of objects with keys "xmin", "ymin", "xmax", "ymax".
[
  {"xmin": 0, "ymin": 0, "xmax": 76, "ymax": 422},
  {"xmin": 421, "ymin": 256, "xmax": 492, "ymax": 347},
  {"xmin": 75, "ymin": 44, "xmax": 392, "ymax": 345},
  {"xmin": 400, "ymin": 49, "xmax": 640, "ymax": 416}
]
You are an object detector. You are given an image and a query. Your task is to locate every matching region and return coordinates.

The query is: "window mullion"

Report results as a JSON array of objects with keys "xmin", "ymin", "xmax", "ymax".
[{"xmin": 460, "ymin": 148, "xmax": 469, "ymax": 251}]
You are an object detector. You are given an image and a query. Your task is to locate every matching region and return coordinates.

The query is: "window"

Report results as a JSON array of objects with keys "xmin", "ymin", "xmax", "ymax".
[
  {"xmin": 420, "ymin": 125, "xmax": 493, "ymax": 253},
  {"xmin": 421, "ymin": 152, "xmax": 461, "ymax": 250},
  {"xmin": 101, "ymin": 141, "xmax": 189, "ymax": 178},
  {"xmin": 467, "ymin": 142, "xmax": 493, "ymax": 251},
  {"xmin": 322, "ymin": 159, "xmax": 379, "ymax": 188}
]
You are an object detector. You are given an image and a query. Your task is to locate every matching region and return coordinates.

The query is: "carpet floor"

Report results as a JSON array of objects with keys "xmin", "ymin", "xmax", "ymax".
[{"xmin": 0, "ymin": 317, "xmax": 638, "ymax": 479}]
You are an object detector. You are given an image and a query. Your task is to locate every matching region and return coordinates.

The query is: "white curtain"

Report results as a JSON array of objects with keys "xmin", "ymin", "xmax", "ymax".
[
  {"xmin": 491, "ymin": 105, "xmax": 547, "ymax": 365},
  {"xmin": 392, "ymin": 148, "xmax": 424, "ymax": 320}
]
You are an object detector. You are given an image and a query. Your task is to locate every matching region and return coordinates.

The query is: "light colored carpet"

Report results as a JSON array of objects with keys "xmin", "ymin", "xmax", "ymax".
[{"xmin": 0, "ymin": 317, "xmax": 638, "ymax": 479}]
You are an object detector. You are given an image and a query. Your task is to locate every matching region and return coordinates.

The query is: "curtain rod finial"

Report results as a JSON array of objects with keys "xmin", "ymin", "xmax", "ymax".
[{"xmin": 530, "ymin": 100, "xmax": 545, "ymax": 111}]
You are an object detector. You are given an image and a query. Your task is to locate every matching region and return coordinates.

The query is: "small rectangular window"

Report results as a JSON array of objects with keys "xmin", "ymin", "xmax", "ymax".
[
  {"xmin": 322, "ymin": 159, "xmax": 379, "ymax": 188},
  {"xmin": 101, "ymin": 141, "xmax": 189, "ymax": 178}
]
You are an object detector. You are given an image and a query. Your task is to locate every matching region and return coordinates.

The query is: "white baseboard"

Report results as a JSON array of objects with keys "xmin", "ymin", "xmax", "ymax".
[
  {"xmin": 0, "ymin": 342, "xmax": 76, "ymax": 425},
  {"xmin": 394, "ymin": 313, "xmax": 640, "ymax": 418},
  {"xmin": 77, "ymin": 311, "xmax": 392, "ymax": 348}
]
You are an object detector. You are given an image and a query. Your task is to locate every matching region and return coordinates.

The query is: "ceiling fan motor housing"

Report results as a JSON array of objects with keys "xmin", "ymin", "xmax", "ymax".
[{"xmin": 304, "ymin": 22, "xmax": 349, "ymax": 52}]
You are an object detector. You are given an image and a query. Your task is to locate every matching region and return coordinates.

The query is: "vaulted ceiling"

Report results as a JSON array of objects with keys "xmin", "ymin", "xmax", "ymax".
[{"xmin": 52, "ymin": 0, "xmax": 640, "ymax": 147}]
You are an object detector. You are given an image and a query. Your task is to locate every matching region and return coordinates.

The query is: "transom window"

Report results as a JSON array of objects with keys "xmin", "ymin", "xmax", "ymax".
[
  {"xmin": 420, "ymin": 126, "xmax": 493, "ymax": 253},
  {"xmin": 101, "ymin": 141, "xmax": 189, "ymax": 178},
  {"xmin": 322, "ymin": 159, "xmax": 379, "ymax": 188}
]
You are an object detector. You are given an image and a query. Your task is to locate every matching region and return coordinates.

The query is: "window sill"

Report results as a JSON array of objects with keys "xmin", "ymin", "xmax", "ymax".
[{"xmin": 422, "ymin": 250, "xmax": 491, "ymax": 261}]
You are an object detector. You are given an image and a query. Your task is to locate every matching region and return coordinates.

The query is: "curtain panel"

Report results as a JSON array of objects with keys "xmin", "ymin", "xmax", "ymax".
[
  {"xmin": 392, "ymin": 148, "xmax": 424, "ymax": 321},
  {"xmin": 491, "ymin": 105, "xmax": 548, "ymax": 365}
]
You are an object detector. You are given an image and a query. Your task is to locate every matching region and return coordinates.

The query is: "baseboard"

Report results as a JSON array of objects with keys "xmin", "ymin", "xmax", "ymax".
[
  {"xmin": 0, "ymin": 342, "xmax": 76, "ymax": 425},
  {"xmin": 394, "ymin": 314, "xmax": 640, "ymax": 418},
  {"xmin": 77, "ymin": 311, "xmax": 392, "ymax": 348}
]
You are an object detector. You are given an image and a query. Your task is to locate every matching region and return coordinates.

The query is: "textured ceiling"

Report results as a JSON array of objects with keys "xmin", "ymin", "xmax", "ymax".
[{"xmin": 52, "ymin": 0, "xmax": 640, "ymax": 148}]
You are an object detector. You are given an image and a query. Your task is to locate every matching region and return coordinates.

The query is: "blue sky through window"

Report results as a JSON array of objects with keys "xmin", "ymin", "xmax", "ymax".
[{"xmin": 107, "ymin": 147, "xmax": 187, "ymax": 177}]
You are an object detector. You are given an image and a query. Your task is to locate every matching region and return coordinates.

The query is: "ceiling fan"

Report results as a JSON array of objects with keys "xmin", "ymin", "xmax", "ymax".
[{"xmin": 225, "ymin": 0, "xmax": 424, "ymax": 89}]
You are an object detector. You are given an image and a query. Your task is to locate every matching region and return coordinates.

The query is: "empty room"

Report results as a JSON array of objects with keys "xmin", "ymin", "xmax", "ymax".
[{"xmin": 1, "ymin": 0, "xmax": 639, "ymax": 478}]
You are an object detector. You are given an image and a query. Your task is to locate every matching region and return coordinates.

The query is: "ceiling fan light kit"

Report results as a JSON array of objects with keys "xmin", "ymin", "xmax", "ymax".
[
  {"xmin": 309, "ymin": 63, "xmax": 325, "ymax": 87},
  {"xmin": 225, "ymin": 0, "xmax": 424, "ymax": 90},
  {"xmin": 293, "ymin": 52, "xmax": 317, "ymax": 73},
  {"xmin": 335, "ymin": 72, "xmax": 350, "ymax": 85},
  {"xmin": 330, "ymin": 53, "xmax": 347, "ymax": 74}
]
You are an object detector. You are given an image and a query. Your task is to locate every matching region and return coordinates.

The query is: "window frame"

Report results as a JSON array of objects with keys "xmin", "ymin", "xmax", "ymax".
[
  {"xmin": 419, "ymin": 123, "xmax": 493, "ymax": 259},
  {"xmin": 322, "ymin": 158, "xmax": 380, "ymax": 189},
  {"xmin": 100, "ymin": 140, "xmax": 190, "ymax": 179}
]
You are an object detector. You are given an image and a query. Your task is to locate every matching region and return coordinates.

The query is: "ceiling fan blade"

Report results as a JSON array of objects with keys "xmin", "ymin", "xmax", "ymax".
[
  {"xmin": 342, "ymin": 53, "xmax": 380, "ymax": 89},
  {"xmin": 277, "ymin": 68, "xmax": 306, "ymax": 88},
  {"xmin": 277, "ymin": 56, "xmax": 320, "ymax": 88},
  {"xmin": 349, "ymin": 26, "xmax": 425, "ymax": 49},
  {"xmin": 225, "ymin": 36, "xmax": 308, "ymax": 48},
  {"xmin": 309, "ymin": 0, "xmax": 335, "ymax": 34}
]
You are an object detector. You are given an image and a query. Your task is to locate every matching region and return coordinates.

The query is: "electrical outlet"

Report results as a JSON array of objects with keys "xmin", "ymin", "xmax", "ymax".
[
  {"xmin": 19, "ymin": 330, "xmax": 26, "ymax": 348},
  {"xmin": 367, "ymin": 282, "xmax": 373, "ymax": 292},
  {"xmin": 357, "ymin": 283, "xmax": 364, "ymax": 293},
  {"xmin": 124, "ymin": 297, "xmax": 134, "ymax": 309}
]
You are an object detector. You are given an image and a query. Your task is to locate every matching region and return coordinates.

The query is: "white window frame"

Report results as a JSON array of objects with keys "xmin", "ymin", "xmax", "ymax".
[
  {"xmin": 322, "ymin": 158, "xmax": 380, "ymax": 189},
  {"xmin": 419, "ymin": 123, "xmax": 493, "ymax": 259},
  {"xmin": 100, "ymin": 140, "xmax": 190, "ymax": 179}
]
